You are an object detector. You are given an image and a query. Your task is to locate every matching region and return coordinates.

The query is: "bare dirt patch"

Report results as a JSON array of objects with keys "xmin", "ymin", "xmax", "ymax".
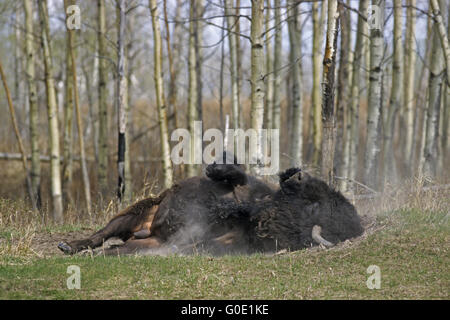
[{"xmin": 31, "ymin": 230, "xmax": 94, "ymax": 257}]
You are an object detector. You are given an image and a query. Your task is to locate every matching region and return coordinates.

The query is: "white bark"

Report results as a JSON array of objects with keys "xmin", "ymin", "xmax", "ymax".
[
  {"xmin": 404, "ymin": 0, "xmax": 416, "ymax": 170},
  {"xmin": 320, "ymin": 0, "xmax": 339, "ymax": 186},
  {"xmin": 364, "ymin": 0, "xmax": 385, "ymax": 190},
  {"xmin": 187, "ymin": 0, "xmax": 199, "ymax": 177},
  {"xmin": 422, "ymin": 23, "xmax": 444, "ymax": 178},
  {"xmin": 272, "ymin": 0, "xmax": 282, "ymax": 130},
  {"xmin": 149, "ymin": 0, "xmax": 173, "ymax": 188},
  {"xmin": 250, "ymin": 0, "xmax": 265, "ymax": 172},
  {"xmin": 38, "ymin": 0, "xmax": 64, "ymax": 223},
  {"xmin": 288, "ymin": 2, "xmax": 303, "ymax": 167},
  {"xmin": 224, "ymin": 0, "xmax": 240, "ymax": 129},
  {"xmin": 382, "ymin": 1, "xmax": 403, "ymax": 185}
]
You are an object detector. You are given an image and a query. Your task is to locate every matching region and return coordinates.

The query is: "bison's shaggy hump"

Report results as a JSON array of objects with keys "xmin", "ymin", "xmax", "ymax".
[
  {"xmin": 148, "ymin": 162, "xmax": 274, "ymax": 248},
  {"xmin": 249, "ymin": 168, "xmax": 364, "ymax": 251}
]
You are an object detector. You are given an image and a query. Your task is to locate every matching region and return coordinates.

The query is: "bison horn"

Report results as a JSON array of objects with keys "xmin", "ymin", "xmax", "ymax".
[{"xmin": 312, "ymin": 225, "xmax": 334, "ymax": 247}]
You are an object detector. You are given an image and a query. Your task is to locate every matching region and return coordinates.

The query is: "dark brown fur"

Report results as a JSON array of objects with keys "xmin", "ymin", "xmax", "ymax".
[{"xmin": 58, "ymin": 164, "xmax": 363, "ymax": 256}]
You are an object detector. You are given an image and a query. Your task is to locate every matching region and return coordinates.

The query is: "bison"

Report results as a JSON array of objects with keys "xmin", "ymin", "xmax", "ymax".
[{"xmin": 58, "ymin": 159, "xmax": 363, "ymax": 256}]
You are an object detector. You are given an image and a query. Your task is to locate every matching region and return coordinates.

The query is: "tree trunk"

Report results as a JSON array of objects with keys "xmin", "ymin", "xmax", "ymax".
[
  {"xmin": 117, "ymin": 0, "xmax": 128, "ymax": 202},
  {"xmin": 149, "ymin": 0, "xmax": 173, "ymax": 189},
  {"xmin": 63, "ymin": 0, "xmax": 74, "ymax": 208},
  {"xmin": 414, "ymin": 14, "xmax": 433, "ymax": 174},
  {"xmin": 187, "ymin": 0, "xmax": 199, "ymax": 177},
  {"xmin": 272, "ymin": 0, "xmax": 282, "ymax": 130},
  {"xmin": 403, "ymin": 0, "xmax": 416, "ymax": 174},
  {"xmin": 14, "ymin": 6, "xmax": 22, "ymax": 136},
  {"xmin": 382, "ymin": 0, "xmax": 403, "ymax": 186},
  {"xmin": 235, "ymin": 0, "xmax": 243, "ymax": 127},
  {"xmin": 65, "ymin": 0, "xmax": 92, "ymax": 216},
  {"xmin": 346, "ymin": 0, "xmax": 368, "ymax": 189},
  {"xmin": 320, "ymin": 0, "xmax": 339, "ymax": 187},
  {"xmin": 264, "ymin": 1, "xmax": 273, "ymax": 130},
  {"xmin": 364, "ymin": 0, "xmax": 385, "ymax": 190},
  {"xmin": 250, "ymin": 0, "xmax": 265, "ymax": 172},
  {"xmin": 288, "ymin": 1, "xmax": 303, "ymax": 167},
  {"xmin": 442, "ymin": 2, "xmax": 450, "ymax": 165},
  {"xmin": 24, "ymin": 0, "xmax": 41, "ymax": 209},
  {"xmin": 312, "ymin": 0, "xmax": 327, "ymax": 166},
  {"xmin": 335, "ymin": 0, "xmax": 351, "ymax": 190},
  {"xmin": 164, "ymin": 0, "xmax": 181, "ymax": 132},
  {"xmin": 422, "ymin": 21, "xmax": 444, "ymax": 179},
  {"xmin": 195, "ymin": 0, "xmax": 204, "ymax": 125},
  {"xmin": 38, "ymin": 0, "xmax": 64, "ymax": 223},
  {"xmin": 225, "ymin": 0, "xmax": 241, "ymax": 129},
  {"xmin": 0, "ymin": 59, "xmax": 35, "ymax": 210},
  {"xmin": 97, "ymin": 0, "xmax": 109, "ymax": 197},
  {"xmin": 430, "ymin": 0, "xmax": 450, "ymax": 87}
]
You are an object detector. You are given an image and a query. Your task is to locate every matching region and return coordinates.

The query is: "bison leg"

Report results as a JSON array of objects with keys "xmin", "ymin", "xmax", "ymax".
[
  {"xmin": 58, "ymin": 197, "xmax": 161, "ymax": 255},
  {"xmin": 102, "ymin": 236, "xmax": 162, "ymax": 256}
]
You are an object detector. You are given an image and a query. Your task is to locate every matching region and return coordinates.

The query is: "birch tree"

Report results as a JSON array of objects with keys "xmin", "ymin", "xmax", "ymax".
[
  {"xmin": 149, "ymin": 0, "xmax": 173, "ymax": 188},
  {"xmin": 65, "ymin": 0, "xmax": 91, "ymax": 216},
  {"xmin": 24, "ymin": 0, "xmax": 41, "ymax": 209},
  {"xmin": 264, "ymin": 0, "xmax": 274, "ymax": 130},
  {"xmin": 63, "ymin": 0, "xmax": 74, "ymax": 207},
  {"xmin": 287, "ymin": 1, "xmax": 303, "ymax": 167},
  {"xmin": 382, "ymin": 0, "xmax": 403, "ymax": 185},
  {"xmin": 13, "ymin": 5, "xmax": 21, "ymax": 119},
  {"xmin": 195, "ymin": 0, "xmax": 204, "ymax": 124},
  {"xmin": 335, "ymin": 0, "xmax": 352, "ymax": 190},
  {"xmin": 272, "ymin": 0, "xmax": 282, "ymax": 130},
  {"xmin": 117, "ymin": 0, "xmax": 128, "ymax": 201},
  {"xmin": 430, "ymin": 0, "xmax": 450, "ymax": 87},
  {"xmin": 0, "ymin": 58, "xmax": 35, "ymax": 210},
  {"xmin": 97, "ymin": 0, "xmax": 109, "ymax": 196},
  {"xmin": 163, "ymin": 0, "xmax": 181, "ymax": 132},
  {"xmin": 404, "ymin": 0, "xmax": 416, "ymax": 170},
  {"xmin": 442, "ymin": 2, "xmax": 450, "ymax": 161},
  {"xmin": 346, "ymin": 0, "xmax": 368, "ymax": 188},
  {"xmin": 422, "ymin": 20, "xmax": 445, "ymax": 178},
  {"xmin": 312, "ymin": 0, "xmax": 327, "ymax": 165},
  {"xmin": 320, "ymin": 0, "xmax": 339, "ymax": 186},
  {"xmin": 225, "ymin": 0, "xmax": 241, "ymax": 129},
  {"xmin": 187, "ymin": 0, "xmax": 199, "ymax": 177},
  {"xmin": 235, "ymin": 0, "xmax": 243, "ymax": 127},
  {"xmin": 364, "ymin": 0, "xmax": 385, "ymax": 189},
  {"xmin": 250, "ymin": 0, "xmax": 265, "ymax": 171},
  {"xmin": 38, "ymin": 0, "xmax": 63, "ymax": 223},
  {"xmin": 414, "ymin": 14, "xmax": 433, "ymax": 173}
]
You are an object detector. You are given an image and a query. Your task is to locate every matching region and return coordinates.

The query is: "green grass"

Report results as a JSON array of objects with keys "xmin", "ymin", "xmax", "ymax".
[{"xmin": 0, "ymin": 208, "xmax": 448, "ymax": 299}]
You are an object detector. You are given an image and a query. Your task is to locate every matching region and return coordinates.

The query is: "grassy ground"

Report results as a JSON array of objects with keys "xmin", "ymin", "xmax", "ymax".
[{"xmin": 0, "ymin": 205, "xmax": 448, "ymax": 299}]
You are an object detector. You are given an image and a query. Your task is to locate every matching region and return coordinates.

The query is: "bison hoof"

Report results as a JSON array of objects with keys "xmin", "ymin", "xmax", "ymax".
[{"xmin": 58, "ymin": 242, "xmax": 73, "ymax": 255}]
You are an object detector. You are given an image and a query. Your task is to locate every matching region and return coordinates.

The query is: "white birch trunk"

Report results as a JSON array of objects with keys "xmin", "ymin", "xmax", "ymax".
[
  {"xmin": 38, "ymin": 0, "xmax": 64, "ymax": 223},
  {"xmin": 288, "ymin": 1, "xmax": 303, "ymax": 167},
  {"xmin": 422, "ymin": 22, "xmax": 444, "ymax": 178},
  {"xmin": 272, "ymin": 0, "xmax": 282, "ymax": 130},
  {"xmin": 382, "ymin": 1, "xmax": 403, "ymax": 186},
  {"xmin": 320, "ymin": 0, "xmax": 339, "ymax": 186},
  {"xmin": 250, "ymin": 0, "xmax": 265, "ymax": 172},
  {"xmin": 364, "ymin": 0, "xmax": 385, "ymax": 190},
  {"xmin": 149, "ymin": 0, "xmax": 173, "ymax": 188}
]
